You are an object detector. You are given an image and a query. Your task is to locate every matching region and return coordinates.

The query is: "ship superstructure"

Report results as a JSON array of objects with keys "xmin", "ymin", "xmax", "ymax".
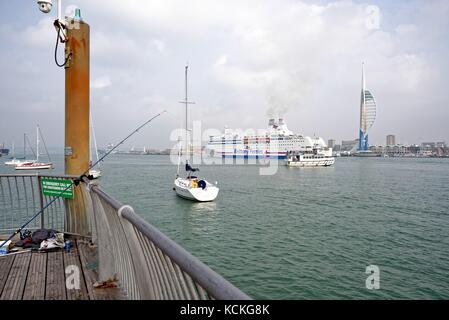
[{"xmin": 206, "ymin": 118, "xmax": 329, "ymax": 159}]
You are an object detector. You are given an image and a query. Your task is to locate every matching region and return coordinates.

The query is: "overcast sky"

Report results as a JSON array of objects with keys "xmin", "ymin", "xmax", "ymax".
[{"xmin": 1, "ymin": 0, "xmax": 448, "ymax": 150}]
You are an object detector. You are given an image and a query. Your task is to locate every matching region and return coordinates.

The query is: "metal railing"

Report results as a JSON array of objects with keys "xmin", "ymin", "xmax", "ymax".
[
  {"xmin": 0, "ymin": 174, "xmax": 73, "ymax": 233},
  {"xmin": 0, "ymin": 173, "xmax": 250, "ymax": 300},
  {"xmin": 83, "ymin": 177, "xmax": 250, "ymax": 300}
]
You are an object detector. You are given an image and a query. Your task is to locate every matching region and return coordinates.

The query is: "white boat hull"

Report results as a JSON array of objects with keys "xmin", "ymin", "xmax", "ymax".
[
  {"xmin": 174, "ymin": 177, "xmax": 219, "ymax": 202},
  {"xmin": 4, "ymin": 159, "xmax": 33, "ymax": 166},
  {"xmin": 89, "ymin": 169, "xmax": 102, "ymax": 179},
  {"xmin": 287, "ymin": 158, "xmax": 335, "ymax": 167},
  {"xmin": 15, "ymin": 162, "xmax": 52, "ymax": 170}
]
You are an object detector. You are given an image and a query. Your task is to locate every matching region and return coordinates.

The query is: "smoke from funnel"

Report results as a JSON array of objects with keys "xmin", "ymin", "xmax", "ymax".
[{"xmin": 266, "ymin": 73, "xmax": 305, "ymax": 118}]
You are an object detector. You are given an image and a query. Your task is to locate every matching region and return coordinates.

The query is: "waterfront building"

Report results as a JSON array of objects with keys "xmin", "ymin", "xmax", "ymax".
[
  {"xmin": 422, "ymin": 142, "xmax": 436, "ymax": 149},
  {"xmin": 328, "ymin": 139, "xmax": 336, "ymax": 149},
  {"xmin": 341, "ymin": 139, "xmax": 358, "ymax": 152},
  {"xmin": 387, "ymin": 135, "xmax": 396, "ymax": 146}
]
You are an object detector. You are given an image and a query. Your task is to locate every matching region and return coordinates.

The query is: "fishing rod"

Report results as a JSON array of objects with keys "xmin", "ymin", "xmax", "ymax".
[{"xmin": 0, "ymin": 110, "xmax": 166, "ymax": 249}]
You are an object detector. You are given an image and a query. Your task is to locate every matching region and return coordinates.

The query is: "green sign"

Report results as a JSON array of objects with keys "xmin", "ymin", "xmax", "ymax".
[{"xmin": 41, "ymin": 178, "xmax": 74, "ymax": 199}]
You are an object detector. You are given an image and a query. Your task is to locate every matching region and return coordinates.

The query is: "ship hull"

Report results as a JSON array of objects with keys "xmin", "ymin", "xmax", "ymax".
[
  {"xmin": 353, "ymin": 152, "xmax": 381, "ymax": 157},
  {"xmin": 287, "ymin": 158, "xmax": 335, "ymax": 167}
]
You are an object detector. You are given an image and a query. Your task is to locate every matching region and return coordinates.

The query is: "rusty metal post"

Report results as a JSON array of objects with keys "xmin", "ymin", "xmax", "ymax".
[{"xmin": 64, "ymin": 11, "xmax": 90, "ymax": 235}]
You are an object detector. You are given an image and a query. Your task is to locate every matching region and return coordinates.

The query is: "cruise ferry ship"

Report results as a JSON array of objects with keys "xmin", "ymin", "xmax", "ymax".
[{"xmin": 206, "ymin": 118, "xmax": 330, "ymax": 159}]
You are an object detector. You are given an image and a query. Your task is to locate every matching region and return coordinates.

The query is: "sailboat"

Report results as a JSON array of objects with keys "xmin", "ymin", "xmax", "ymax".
[
  {"xmin": 173, "ymin": 65, "xmax": 219, "ymax": 202},
  {"xmin": 15, "ymin": 126, "xmax": 53, "ymax": 170},
  {"xmin": 4, "ymin": 134, "xmax": 32, "ymax": 166},
  {"xmin": 89, "ymin": 113, "xmax": 102, "ymax": 179}
]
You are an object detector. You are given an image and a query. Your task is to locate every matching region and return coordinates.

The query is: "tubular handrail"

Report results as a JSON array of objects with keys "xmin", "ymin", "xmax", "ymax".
[
  {"xmin": 1, "ymin": 173, "xmax": 250, "ymax": 300},
  {"xmin": 0, "ymin": 173, "xmax": 67, "ymax": 232},
  {"xmin": 119, "ymin": 206, "xmax": 251, "ymax": 300},
  {"xmin": 83, "ymin": 177, "xmax": 250, "ymax": 300},
  {"xmin": 0, "ymin": 173, "xmax": 78, "ymax": 179}
]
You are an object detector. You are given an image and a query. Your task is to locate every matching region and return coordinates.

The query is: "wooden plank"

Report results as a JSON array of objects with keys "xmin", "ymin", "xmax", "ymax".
[
  {"xmin": 0, "ymin": 255, "xmax": 16, "ymax": 296},
  {"xmin": 77, "ymin": 240, "xmax": 124, "ymax": 300},
  {"xmin": 45, "ymin": 250, "xmax": 66, "ymax": 300},
  {"xmin": 23, "ymin": 252, "xmax": 47, "ymax": 300},
  {"xmin": 63, "ymin": 241, "xmax": 89, "ymax": 300},
  {"xmin": 0, "ymin": 252, "xmax": 31, "ymax": 300}
]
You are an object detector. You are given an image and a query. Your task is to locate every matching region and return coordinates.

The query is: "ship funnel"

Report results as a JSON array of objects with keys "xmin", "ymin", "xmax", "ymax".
[
  {"xmin": 268, "ymin": 119, "xmax": 275, "ymax": 127},
  {"xmin": 278, "ymin": 118, "xmax": 285, "ymax": 126}
]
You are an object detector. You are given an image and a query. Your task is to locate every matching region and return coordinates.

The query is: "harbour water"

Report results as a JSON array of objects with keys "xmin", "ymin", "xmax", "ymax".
[{"xmin": 1, "ymin": 155, "xmax": 448, "ymax": 299}]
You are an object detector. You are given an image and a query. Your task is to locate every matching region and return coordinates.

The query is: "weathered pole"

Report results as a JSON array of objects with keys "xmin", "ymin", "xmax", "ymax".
[{"xmin": 64, "ymin": 9, "xmax": 90, "ymax": 235}]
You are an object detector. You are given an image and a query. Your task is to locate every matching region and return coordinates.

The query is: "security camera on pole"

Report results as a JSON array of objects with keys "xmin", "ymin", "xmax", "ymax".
[{"xmin": 37, "ymin": 0, "xmax": 90, "ymax": 235}]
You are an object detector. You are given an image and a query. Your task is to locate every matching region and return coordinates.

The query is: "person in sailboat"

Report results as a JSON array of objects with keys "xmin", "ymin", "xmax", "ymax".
[
  {"xmin": 185, "ymin": 161, "xmax": 207, "ymax": 190},
  {"xmin": 185, "ymin": 161, "xmax": 199, "ymax": 173}
]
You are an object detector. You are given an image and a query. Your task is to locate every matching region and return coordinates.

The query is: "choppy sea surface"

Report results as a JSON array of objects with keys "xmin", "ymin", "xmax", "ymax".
[{"xmin": 1, "ymin": 154, "xmax": 449, "ymax": 299}]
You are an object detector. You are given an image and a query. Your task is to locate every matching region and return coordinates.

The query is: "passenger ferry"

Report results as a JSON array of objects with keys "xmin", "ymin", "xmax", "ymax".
[
  {"xmin": 286, "ymin": 149, "xmax": 335, "ymax": 167},
  {"xmin": 206, "ymin": 118, "xmax": 329, "ymax": 160}
]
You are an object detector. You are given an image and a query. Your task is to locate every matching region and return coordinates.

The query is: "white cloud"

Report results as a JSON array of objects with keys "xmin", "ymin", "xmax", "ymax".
[
  {"xmin": 91, "ymin": 75, "xmax": 112, "ymax": 89},
  {"xmin": 395, "ymin": 24, "xmax": 418, "ymax": 35}
]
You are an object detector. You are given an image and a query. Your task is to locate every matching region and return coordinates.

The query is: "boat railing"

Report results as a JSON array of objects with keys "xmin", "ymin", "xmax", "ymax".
[{"xmin": 0, "ymin": 173, "xmax": 250, "ymax": 300}]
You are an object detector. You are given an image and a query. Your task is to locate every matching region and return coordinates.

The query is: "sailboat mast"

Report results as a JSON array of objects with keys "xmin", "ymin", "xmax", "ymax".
[
  {"xmin": 361, "ymin": 62, "xmax": 367, "ymax": 131},
  {"xmin": 93, "ymin": 124, "xmax": 100, "ymax": 166},
  {"xmin": 185, "ymin": 65, "xmax": 188, "ymax": 154},
  {"xmin": 36, "ymin": 126, "xmax": 39, "ymax": 162},
  {"xmin": 90, "ymin": 113, "xmax": 100, "ymax": 167},
  {"xmin": 23, "ymin": 133, "xmax": 26, "ymax": 158}
]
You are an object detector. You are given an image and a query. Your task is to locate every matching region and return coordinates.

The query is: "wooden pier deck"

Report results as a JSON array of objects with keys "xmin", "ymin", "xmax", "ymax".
[{"xmin": 0, "ymin": 239, "xmax": 124, "ymax": 300}]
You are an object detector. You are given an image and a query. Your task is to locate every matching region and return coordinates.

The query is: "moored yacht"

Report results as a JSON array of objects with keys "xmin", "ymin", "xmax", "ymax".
[
  {"xmin": 15, "ymin": 126, "xmax": 52, "ymax": 170},
  {"xmin": 173, "ymin": 65, "xmax": 219, "ymax": 202}
]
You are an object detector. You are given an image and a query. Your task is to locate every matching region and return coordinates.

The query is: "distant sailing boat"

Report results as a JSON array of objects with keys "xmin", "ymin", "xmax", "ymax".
[
  {"xmin": 89, "ymin": 113, "xmax": 102, "ymax": 179},
  {"xmin": 173, "ymin": 65, "xmax": 219, "ymax": 202},
  {"xmin": 4, "ymin": 134, "xmax": 30, "ymax": 166},
  {"xmin": 15, "ymin": 126, "xmax": 53, "ymax": 170}
]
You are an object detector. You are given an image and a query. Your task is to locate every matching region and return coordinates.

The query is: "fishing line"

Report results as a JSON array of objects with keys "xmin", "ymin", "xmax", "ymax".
[{"xmin": 0, "ymin": 110, "xmax": 166, "ymax": 248}]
